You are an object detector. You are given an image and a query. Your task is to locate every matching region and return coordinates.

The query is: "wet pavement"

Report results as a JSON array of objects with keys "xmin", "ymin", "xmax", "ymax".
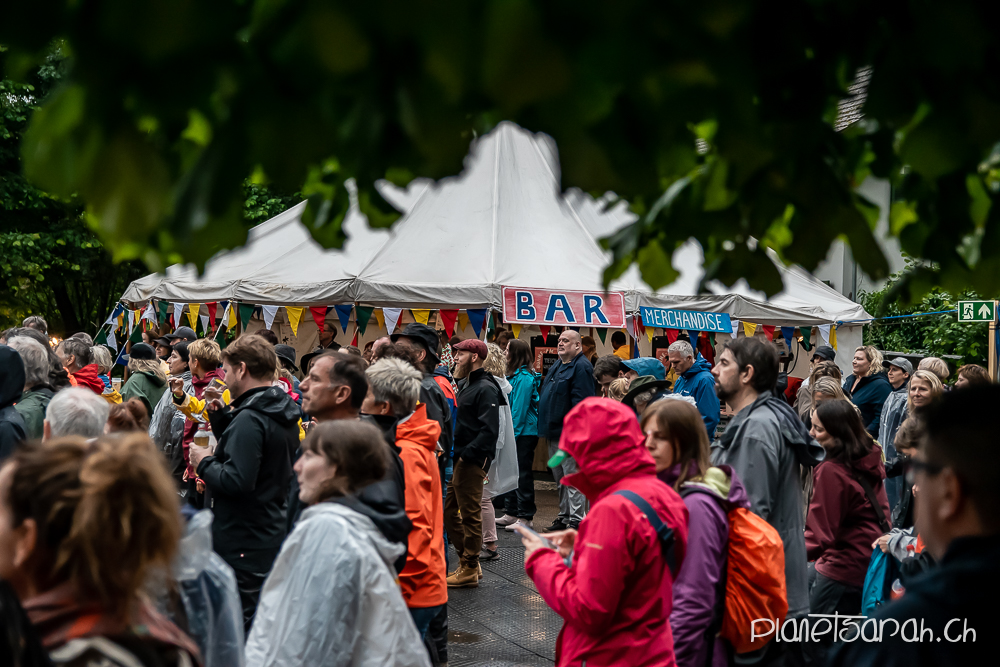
[{"xmin": 446, "ymin": 481, "xmax": 563, "ymax": 666}]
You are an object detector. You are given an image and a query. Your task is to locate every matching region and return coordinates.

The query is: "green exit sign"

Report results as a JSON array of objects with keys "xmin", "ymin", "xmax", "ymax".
[{"xmin": 957, "ymin": 300, "xmax": 996, "ymax": 322}]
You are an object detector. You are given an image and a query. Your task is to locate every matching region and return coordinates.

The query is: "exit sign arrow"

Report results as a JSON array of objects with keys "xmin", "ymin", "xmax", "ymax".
[
  {"xmin": 981, "ymin": 304, "xmax": 992, "ymax": 319},
  {"xmin": 958, "ymin": 300, "xmax": 996, "ymax": 323}
]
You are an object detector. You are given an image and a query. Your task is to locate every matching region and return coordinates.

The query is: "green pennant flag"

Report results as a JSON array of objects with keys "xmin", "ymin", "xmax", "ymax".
[
  {"xmin": 355, "ymin": 306, "xmax": 375, "ymax": 335},
  {"xmin": 238, "ymin": 304, "xmax": 255, "ymax": 330},
  {"xmin": 487, "ymin": 310, "xmax": 496, "ymax": 334},
  {"xmin": 215, "ymin": 325, "xmax": 230, "ymax": 349},
  {"xmin": 128, "ymin": 322, "xmax": 143, "ymax": 344},
  {"xmin": 95, "ymin": 328, "xmax": 108, "ymax": 346},
  {"xmin": 195, "ymin": 315, "xmax": 204, "ymax": 338},
  {"xmin": 709, "ymin": 332, "xmax": 717, "ymax": 348},
  {"xmin": 596, "ymin": 328, "xmax": 607, "ymax": 344},
  {"xmin": 157, "ymin": 300, "xmax": 168, "ymax": 324},
  {"xmin": 799, "ymin": 327, "xmax": 813, "ymax": 351}
]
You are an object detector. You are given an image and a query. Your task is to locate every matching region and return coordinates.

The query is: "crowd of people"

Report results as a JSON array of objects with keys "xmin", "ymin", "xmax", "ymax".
[{"xmin": 0, "ymin": 313, "xmax": 995, "ymax": 667}]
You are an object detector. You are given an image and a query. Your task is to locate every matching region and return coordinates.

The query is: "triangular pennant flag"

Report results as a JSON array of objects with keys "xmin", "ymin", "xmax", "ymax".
[
  {"xmin": 142, "ymin": 304, "xmax": 155, "ymax": 323},
  {"xmin": 199, "ymin": 314, "xmax": 210, "ymax": 335},
  {"xmin": 107, "ymin": 329, "xmax": 117, "ymax": 353},
  {"xmin": 262, "ymin": 305, "xmax": 280, "ymax": 331},
  {"xmin": 487, "ymin": 311, "xmax": 496, "ymax": 334},
  {"xmin": 665, "ymin": 328, "xmax": 679, "ymax": 344},
  {"xmin": 781, "ymin": 326, "xmax": 796, "ymax": 350},
  {"xmin": 646, "ymin": 327, "xmax": 655, "ymax": 343},
  {"xmin": 830, "ymin": 325, "xmax": 838, "ymax": 350},
  {"xmin": 439, "ymin": 310, "xmax": 458, "ymax": 337},
  {"xmin": 625, "ymin": 315, "xmax": 634, "ymax": 340},
  {"xmin": 709, "ymin": 332, "xmax": 716, "ymax": 348},
  {"xmin": 411, "ymin": 309, "xmax": 431, "ymax": 326},
  {"xmin": 351, "ymin": 330, "xmax": 359, "ymax": 347},
  {"xmin": 799, "ymin": 327, "xmax": 813, "ymax": 352},
  {"xmin": 510, "ymin": 323, "xmax": 522, "ymax": 339},
  {"xmin": 173, "ymin": 303, "xmax": 186, "ymax": 330},
  {"xmin": 334, "ymin": 305, "xmax": 353, "ymax": 334},
  {"xmin": 456, "ymin": 311, "xmax": 470, "ymax": 334},
  {"xmin": 762, "ymin": 325, "xmax": 775, "ymax": 341},
  {"xmin": 206, "ymin": 302, "xmax": 218, "ymax": 332},
  {"xmin": 688, "ymin": 330, "xmax": 700, "ymax": 347},
  {"xmin": 355, "ymin": 306, "xmax": 374, "ymax": 335},
  {"xmin": 286, "ymin": 307, "xmax": 304, "ymax": 336},
  {"xmin": 539, "ymin": 325, "xmax": 551, "ymax": 340},
  {"xmin": 238, "ymin": 304, "xmax": 255, "ymax": 330},
  {"xmin": 730, "ymin": 320, "xmax": 740, "ymax": 339},
  {"xmin": 384, "ymin": 308, "xmax": 403, "ymax": 336},
  {"xmin": 187, "ymin": 303, "xmax": 201, "ymax": 331},
  {"xmin": 743, "ymin": 321, "xmax": 757, "ymax": 338},
  {"xmin": 128, "ymin": 322, "xmax": 143, "ymax": 344},
  {"xmin": 467, "ymin": 309, "xmax": 487, "ymax": 338},
  {"xmin": 126, "ymin": 309, "xmax": 136, "ymax": 334},
  {"xmin": 596, "ymin": 328, "xmax": 607, "ymax": 344},
  {"xmin": 374, "ymin": 308, "xmax": 386, "ymax": 331},
  {"xmin": 818, "ymin": 324, "xmax": 831, "ymax": 345},
  {"xmin": 157, "ymin": 301, "xmax": 168, "ymax": 324},
  {"xmin": 115, "ymin": 346, "xmax": 127, "ymax": 366},
  {"xmin": 117, "ymin": 312, "xmax": 124, "ymax": 331},
  {"xmin": 310, "ymin": 307, "xmax": 327, "ymax": 335},
  {"xmin": 105, "ymin": 303, "xmax": 123, "ymax": 327},
  {"xmin": 94, "ymin": 329, "xmax": 108, "ymax": 346}
]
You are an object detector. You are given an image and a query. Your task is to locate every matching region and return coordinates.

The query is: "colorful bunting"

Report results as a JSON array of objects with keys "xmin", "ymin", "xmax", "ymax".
[
  {"xmin": 646, "ymin": 327, "xmax": 655, "ymax": 343},
  {"xmin": 456, "ymin": 311, "xmax": 470, "ymax": 334},
  {"xmin": 742, "ymin": 321, "xmax": 757, "ymax": 338},
  {"xmin": 107, "ymin": 329, "xmax": 117, "ymax": 353},
  {"xmin": 104, "ymin": 303, "xmax": 124, "ymax": 328},
  {"xmin": 355, "ymin": 306, "xmax": 374, "ymax": 335},
  {"xmin": 187, "ymin": 304, "xmax": 201, "ymax": 331},
  {"xmin": 411, "ymin": 309, "xmax": 431, "ymax": 326},
  {"xmin": 688, "ymin": 330, "xmax": 700, "ymax": 347},
  {"xmin": 262, "ymin": 305, "xmax": 280, "ymax": 331},
  {"xmin": 781, "ymin": 327, "xmax": 796, "ymax": 350},
  {"xmin": 665, "ymin": 328, "xmax": 679, "ymax": 344},
  {"xmin": 173, "ymin": 303, "xmax": 186, "ymax": 330},
  {"xmin": 539, "ymin": 325, "xmax": 551, "ymax": 340},
  {"xmin": 762, "ymin": 325, "xmax": 775, "ymax": 341},
  {"xmin": 94, "ymin": 329, "xmax": 108, "ymax": 346},
  {"xmin": 510, "ymin": 324, "xmax": 522, "ymax": 339},
  {"xmin": 799, "ymin": 327, "xmax": 813, "ymax": 351},
  {"xmin": 374, "ymin": 308, "xmax": 386, "ymax": 331},
  {"xmin": 286, "ymin": 306, "xmax": 304, "ymax": 336},
  {"xmin": 467, "ymin": 309, "xmax": 487, "ymax": 338},
  {"xmin": 335, "ymin": 305, "xmax": 353, "ymax": 333},
  {"xmin": 199, "ymin": 314, "xmax": 209, "ymax": 335},
  {"xmin": 310, "ymin": 307, "xmax": 328, "ymax": 334},
  {"xmin": 142, "ymin": 304, "xmax": 156, "ymax": 323},
  {"xmin": 384, "ymin": 308, "xmax": 403, "ymax": 336},
  {"xmin": 596, "ymin": 328, "xmax": 607, "ymax": 344},
  {"xmin": 830, "ymin": 325, "xmax": 838, "ymax": 350},
  {"xmin": 206, "ymin": 302, "xmax": 218, "ymax": 331},
  {"xmin": 439, "ymin": 309, "xmax": 458, "ymax": 337},
  {"xmin": 128, "ymin": 321, "xmax": 143, "ymax": 344},
  {"xmin": 238, "ymin": 304, "xmax": 255, "ymax": 330},
  {"xmin": 818, "ymin": 324, "xmax": 831, "ymax": 346},
  {"xmin": 730, "ymin": 320, "xmax": 740, "ymax": 339}
]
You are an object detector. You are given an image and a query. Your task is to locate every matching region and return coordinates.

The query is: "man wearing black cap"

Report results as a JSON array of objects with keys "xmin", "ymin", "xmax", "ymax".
[
  {"xmin": 391, "ymin": 323, "xmax": 455, "ymax": 474},
  {"xmin": 165, "ymin": 326, "xmax": 198, "ymax": 345}
]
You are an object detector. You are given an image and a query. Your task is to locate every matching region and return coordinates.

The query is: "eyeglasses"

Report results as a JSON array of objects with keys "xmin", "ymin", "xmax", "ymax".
[{"xmin": 904, "ymin": 458, "xmax": 945, "ymax": 485}]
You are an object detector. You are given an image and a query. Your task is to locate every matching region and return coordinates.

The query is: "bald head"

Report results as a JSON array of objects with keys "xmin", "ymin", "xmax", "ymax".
[{"xmin": 557, "ymin": 330, "xmax": 583, "ymax": 363}]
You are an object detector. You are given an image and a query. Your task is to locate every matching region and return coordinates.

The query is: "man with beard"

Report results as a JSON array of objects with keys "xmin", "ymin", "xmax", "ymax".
[
  {"xmin": 710, "ymin": 337, "xmax": 824, "ymax": 663},
  {"xmin": 445, "ymin": 339, "xmax": 503, "ymax": 588}
]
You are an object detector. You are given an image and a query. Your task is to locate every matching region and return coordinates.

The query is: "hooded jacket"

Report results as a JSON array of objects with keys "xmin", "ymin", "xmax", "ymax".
[
  {"xmin": 71, "ymin": 363, "xmax": 105, "ymax": 395},
  {"xmin": 659, "ymin": 464, "xmax": 750, "ymax": 667},
  {"xmin": 14, "ymin": 386, "xmax": 52, "ymax": 442},
  {"xmin": 537, "ymin": 352, "xmax": 595, "ymax": 441},
  {"xmin": 508, "ymin": 365, "xmax": 540, "ymax": 438},
  {"xmin": 394, "ymin": 404, "xmax": 447, "ymax": 609},
  {"xmin": 120, "ymin": 369, "xmax": 167, "ymax": 418},
  {"xmin": 245, "ymin": 502, "xmax": 430, "ymax": 667},
  {"xmin": 805, "ymin": 444, "xmax": 891, "ymax": 587},
  {"xmin": 454, "ymin": 368, "xmax": 504, "ymax": 470},
  {"xmin": 828, "ymin": 534, "xmax": 999, "ymax": 667},
  {"xmin": 844, "ymin": 373, "xmax": 892, "ymax": 437},
  {"xmin": 710, "ymin": 390, "xmax": 825, "ymax": 618},
  {"xmin": 672, "ymin": 354, "xmax": 721, "ymax": 438},
  {"xmin": 878, "ymin": 381, "xmax": 909, "ymax": 506},
  {"xmin": 0, "ymin": 346, "xmax": 27, "ymax": 460},
  {"xmin": 526, "ymin": 398, "xmax": 689, "ymax": 667},
  {"xmin": 198, "ymin": 385, "xmax": 300, "ymax": 573},
  {"xmin": 622, "ymin": 356, "xmax": 667, "ymax": 381}
]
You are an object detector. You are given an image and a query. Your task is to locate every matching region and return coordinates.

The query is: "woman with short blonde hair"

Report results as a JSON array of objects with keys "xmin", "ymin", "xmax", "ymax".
[{"xmin": 844, "ymin": 345, "xmax": 892, "ymax": 437}]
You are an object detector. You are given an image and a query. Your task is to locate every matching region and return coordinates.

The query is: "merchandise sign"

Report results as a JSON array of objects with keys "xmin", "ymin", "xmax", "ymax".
[
  {"xmin": 639, "ymin": 306, "xmax": 733, "ymax": 333},
  {"xmin": 957, "ymin": 300, "xmax": 995, "ymax": 323},
  {"xmin": 502, "ymin": 287, "xmax": 626, "ymax": 327}
]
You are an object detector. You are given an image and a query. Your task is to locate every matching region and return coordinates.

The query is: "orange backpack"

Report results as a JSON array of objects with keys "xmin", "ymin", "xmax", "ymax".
[{"xmin": 680, "ymin": 492, "xmax": 788, "ymax": 655}]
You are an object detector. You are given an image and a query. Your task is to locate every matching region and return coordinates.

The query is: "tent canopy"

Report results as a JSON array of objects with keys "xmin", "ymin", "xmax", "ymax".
[{"xmin": 122, "ymin": 122, "xmax": 869, "ymax": 327}]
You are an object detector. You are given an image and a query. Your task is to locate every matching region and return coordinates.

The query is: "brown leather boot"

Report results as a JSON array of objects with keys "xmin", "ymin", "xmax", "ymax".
[{"xmin": 446, "ymin": 565, "xmax": 479, "ymax": 588}]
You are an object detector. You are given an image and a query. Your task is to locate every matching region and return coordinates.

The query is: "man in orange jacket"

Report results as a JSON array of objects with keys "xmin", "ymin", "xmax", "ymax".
[{"xmin": 363, "ymin": 357, "xmax": 447, "ymax": 642}]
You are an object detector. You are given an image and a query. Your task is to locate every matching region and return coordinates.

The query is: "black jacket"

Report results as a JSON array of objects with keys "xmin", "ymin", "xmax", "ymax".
[
  {"xmin": 420, "ymin": 374, "xmax": 454, "ymax": 458},
  {"xmin": 198, "ymin": 385, "xmax": 300, "ymax": 573},
  {"xmin": 830, "ymin": 533, "xmax": 998, "ymax": 666},
  {"xmin": 537, "ymin": 352, "xmax": 595, "ymax": 440},
  {"xmin": 843, "ymin": 373, "xmax": 892, "ymax": 437},
  {"xmin": 454, "ymin": 368, "xmax": 503, "ymax": 471},
  {"xmin": 0, "ymin": 346, "xmax": 27, "ymax": 461}
]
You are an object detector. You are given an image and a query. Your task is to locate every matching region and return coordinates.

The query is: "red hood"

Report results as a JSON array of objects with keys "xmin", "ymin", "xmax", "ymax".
[
  {"xmin": 395, "ymin": 403, "xmax": 441, "ymax": 452},
  {"xmin": 72, "ymin": 364, "xmax": 105, "ymax": 395},
  {"xmin": 560, "ymin": 397, "xmax": 658, "ymax": 501},
  {"xmin": 852, "ymin": 442, "xmax": 887, "ymax": 484}
]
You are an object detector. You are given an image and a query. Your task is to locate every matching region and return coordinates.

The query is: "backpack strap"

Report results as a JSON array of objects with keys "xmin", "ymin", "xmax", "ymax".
[
  {"xmin": 614, "ymin": 489, "xmax": 679, "ymax": 578},
  {"xmin": 854, "ymin": 474, "xmax": 891, "ymax": 533}
]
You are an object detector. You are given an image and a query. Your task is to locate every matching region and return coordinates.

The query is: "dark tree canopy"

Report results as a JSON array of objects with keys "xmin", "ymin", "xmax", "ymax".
[{"xmin": 3, "ymin": 1, "xmax": 999, "ymax": 302}]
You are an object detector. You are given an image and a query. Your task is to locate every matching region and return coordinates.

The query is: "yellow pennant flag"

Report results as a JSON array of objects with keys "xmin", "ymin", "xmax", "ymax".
[
  {"xmin": 830, "ymin": 325, "xmax": 838, "ymax": 350},
  {"xmin": 510, "ymin": 324, "xmax": 522, "ymax": 339},
  {"xmin": 286, "ymin": 307, "xmax": 304, "ymax": 336},
  {"xmin": 411, "ymin": 309, "xmax": 431, "ymax": 326},
  {"xmin": 743, "ymin": 321, "xmax": 757, "ymax": 338},
  {"xmin": 647, "ymin": 327, "xmax": 655, "ymax": 343},
  {"xmin": 374, "ymin": 308, "xmax": 385, "ymax": 331},
  {"xmin": 226, "ymin": 303, "xmax": 237, "ymax": 330},
  {"xmin": 188, "ymin": 303, "xmax": 201, "ymax": 331},
  {"xmin": 457, "ymin": 311, "xmax": 470, "ymax": 333}
]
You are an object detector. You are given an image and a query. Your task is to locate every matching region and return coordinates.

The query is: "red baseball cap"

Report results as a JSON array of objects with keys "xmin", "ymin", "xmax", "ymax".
[{"xmin": 452, "ymin": 339, "xmax": 488, "ymax": 359}]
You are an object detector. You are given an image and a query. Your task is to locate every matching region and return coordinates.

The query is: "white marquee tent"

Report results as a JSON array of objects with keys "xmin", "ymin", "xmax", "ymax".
[{"xmin": 122, "ymin": 122, "xmax": 869, "ymax": 365}]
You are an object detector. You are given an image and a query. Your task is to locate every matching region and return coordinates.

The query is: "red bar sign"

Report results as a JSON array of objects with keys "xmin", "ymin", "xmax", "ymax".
[{"xmin": 502, "ymin": 287, "xmax": 626, "ymax": 327}]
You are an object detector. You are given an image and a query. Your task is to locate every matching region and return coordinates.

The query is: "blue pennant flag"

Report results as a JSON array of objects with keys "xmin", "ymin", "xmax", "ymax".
[
  {"xmin": 467, "ymin": 309, "xmax": 487, "ymax": 337},
  {"xmin": 781, "ymin": 326, "xmax": 796, "ymax": 350},
  {"xmin": 335, "ymin": 305, "xmax": 353, "ymax": 334}
]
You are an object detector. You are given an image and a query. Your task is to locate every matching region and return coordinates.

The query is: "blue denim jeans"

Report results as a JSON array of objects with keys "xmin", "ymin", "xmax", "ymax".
[{"xmin": 409, "ymin": 604, "xmax": 446, "ymax": 639}]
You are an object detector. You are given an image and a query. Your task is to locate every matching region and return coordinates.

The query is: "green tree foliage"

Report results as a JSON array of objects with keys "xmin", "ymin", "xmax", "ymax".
[
  {"xmin": 860, "ymin": 271, "xmax": 990, "ymax": 366},
  {"xmin": 1, "ymin": 53, "xmax": 146, "ymax": 333},
  {"xmin": 3, "ymin": 2, "xmax": 1000, "ymax": 300}
]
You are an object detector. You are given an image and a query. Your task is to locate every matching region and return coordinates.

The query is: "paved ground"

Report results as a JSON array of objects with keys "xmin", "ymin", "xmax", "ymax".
[{"xmin": 446, "ymin": 481, "xmax": 563, "ymax": 666}]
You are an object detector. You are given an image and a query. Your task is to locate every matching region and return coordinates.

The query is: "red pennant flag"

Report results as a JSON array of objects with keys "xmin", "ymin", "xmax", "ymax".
[
  {"xmin": 310, "ymin": 307, "xmax": 327, "ymax": 335},
  {"xmin": 439, "ymin": 309, "xmax": 459, "ymax": 337},
  {"xmin": 206, "ymin": 302, "xmax": 218, "ymax": 332},
  {"xmin": 665, "ymin": 328, "xmax": 679, "ymax": 344},
  {"xmin": 539, "ymin": 325, "xmax": 551, "ymax": 340},
  {"xmin": 351, "ymin": 330, "xmax": 359, "ymax": 347},
  {"xmin": 762, "ymin": 325, "xmax": 775, "ymax": 341},
  {"xmin": 698, "ymin": 334, "xmax": 716, "ymax": 365}
]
